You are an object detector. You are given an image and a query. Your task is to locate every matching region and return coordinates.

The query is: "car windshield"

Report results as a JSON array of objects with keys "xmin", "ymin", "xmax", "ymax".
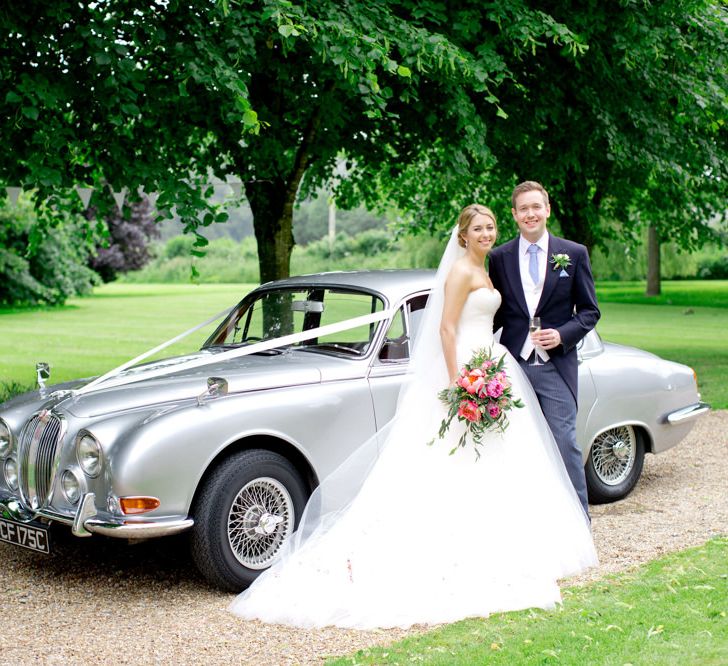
[{"xmin": 203, "ymin": 287, "xmax": 386, "ymax": 357}]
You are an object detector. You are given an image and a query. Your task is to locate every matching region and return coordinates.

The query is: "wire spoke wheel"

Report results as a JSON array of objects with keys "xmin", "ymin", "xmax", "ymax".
[
  {"xmin": 591, "ymin": 425, "xmax": 637, "ymax": 485},
  {"xmin": 228, "ymin": 476, "xmax": 294, "ymax": 569}
]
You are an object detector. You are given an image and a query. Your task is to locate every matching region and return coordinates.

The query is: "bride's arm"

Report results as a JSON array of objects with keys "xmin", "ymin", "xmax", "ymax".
[{"xmin": 440, "ymin": 263, "xmax": 470, "ymax": 383}]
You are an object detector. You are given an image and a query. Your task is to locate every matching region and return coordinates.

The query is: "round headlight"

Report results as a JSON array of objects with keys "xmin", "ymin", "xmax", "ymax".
[
  {"xmin": 61, "ymin": 469, "xmax": 81, "ymax": 505},
  {"xmin": 77, "ymin": 433, "xmax": 102, "ymax": 478},
  {"xmin": 3, "ymin": 457, "xmax": 18, "ymax": 491},
  {"xmin": 0, "ymin": 420, "xmax": 11, "ymax": 457}
]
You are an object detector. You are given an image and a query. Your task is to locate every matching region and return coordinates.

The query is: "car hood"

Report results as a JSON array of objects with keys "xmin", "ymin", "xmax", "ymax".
[{"xmin": 61, "ymin": 349, "xmax": 356, "ymax": 418}]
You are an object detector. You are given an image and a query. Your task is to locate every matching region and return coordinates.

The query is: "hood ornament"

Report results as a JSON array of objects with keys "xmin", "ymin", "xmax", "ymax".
[{"xmin": 36, "ymin": 362, "xmax": 51, "ymax": 390}]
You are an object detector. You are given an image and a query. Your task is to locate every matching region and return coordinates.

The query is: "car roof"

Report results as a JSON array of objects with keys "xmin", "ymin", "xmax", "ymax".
[{"xmin": 256, "ymin": 269, "xmax": 436, "ymax": 304}]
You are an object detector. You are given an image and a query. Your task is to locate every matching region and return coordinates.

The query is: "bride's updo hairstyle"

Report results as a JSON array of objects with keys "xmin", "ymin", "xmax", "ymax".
[{"xmin": 457, "ymin": 204, "xmax": 497, "ymax": 248}]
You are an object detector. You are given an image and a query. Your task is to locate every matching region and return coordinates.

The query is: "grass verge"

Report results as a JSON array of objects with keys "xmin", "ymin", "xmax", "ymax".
[{"xmin": 327, "ymin": 536, "xmax": 728, "ymax": 665}]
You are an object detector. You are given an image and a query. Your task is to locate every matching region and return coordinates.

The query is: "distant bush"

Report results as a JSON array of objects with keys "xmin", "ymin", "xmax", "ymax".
[
  {"xmin": 697, "ymin": 255, "xmax": 728, "ymax": 279},
  {"xmin": 163, "ymin": 234, "xmax": 196, "ymax": 259},
  {"xmin": 303, "ymin": 229, "xmax": 395, "ymax": 260},
  {"xmin": 88, "ymin": 196, "xmax": 160, "ymax": 282},
  {"xmin": 0, "ymin": 198, "xmax": 99, "ymax": 306},
  {"xmin": 123, "ymin": 235, "xmax": 260, "ymax": 283}
]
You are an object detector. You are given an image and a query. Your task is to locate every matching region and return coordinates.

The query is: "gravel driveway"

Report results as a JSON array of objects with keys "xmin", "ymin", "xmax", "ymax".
[{"xmin": 2, "ymin": 410, "xmax": 726, "ymax": 665}]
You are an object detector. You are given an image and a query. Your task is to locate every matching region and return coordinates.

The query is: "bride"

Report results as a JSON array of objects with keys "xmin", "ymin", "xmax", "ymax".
[{"xmin": 229, "ymin": 204, "xmax": 598, "ymax": 629}]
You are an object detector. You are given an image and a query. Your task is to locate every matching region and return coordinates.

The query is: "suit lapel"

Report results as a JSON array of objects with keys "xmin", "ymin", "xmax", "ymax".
[
  {"xmin": 535, "ymin": 236, "xmax": 560, "ymax": 314},
  {"xmin": 504, "ymin": 239, "xmax": 530, "ymax": 317}
]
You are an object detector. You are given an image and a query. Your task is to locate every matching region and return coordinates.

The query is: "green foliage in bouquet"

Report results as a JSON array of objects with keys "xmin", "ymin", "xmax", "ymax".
[{"xmin": 431, "ymin": 348, "xmax": 524, "ymax": 459}]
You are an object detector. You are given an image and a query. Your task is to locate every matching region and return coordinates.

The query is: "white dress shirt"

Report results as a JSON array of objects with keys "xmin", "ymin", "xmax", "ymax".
[{"xmin": 518, "ymin": 232, "xmax": 550, "ymax": 361}]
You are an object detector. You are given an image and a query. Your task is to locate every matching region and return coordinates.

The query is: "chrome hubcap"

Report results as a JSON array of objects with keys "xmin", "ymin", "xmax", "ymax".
[
  {"xmin": 591, "ymin": 426, "xmax": 636, "ymax": 486},
  {"xmin": 228, "ymin": 477, "xmax": 294, "ymax": 569}
]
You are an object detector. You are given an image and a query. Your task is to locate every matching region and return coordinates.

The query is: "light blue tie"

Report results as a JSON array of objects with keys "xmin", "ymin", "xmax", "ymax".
[{"xmin": 527, "ymin": 244, "xmax": 540, "ymax": 285}]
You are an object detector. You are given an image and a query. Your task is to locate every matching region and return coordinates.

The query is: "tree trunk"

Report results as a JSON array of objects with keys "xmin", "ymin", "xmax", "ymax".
[
  {"xmin": 245, "ymin": 178, "xmax": 295, "ymax": 285},
  {"xmin": 245, "ymin": 178, "xmax": 296, "ymax": 335},
  {"xmin": 646, "ymin": 225, "xmax": 661, "ymax": 296}
]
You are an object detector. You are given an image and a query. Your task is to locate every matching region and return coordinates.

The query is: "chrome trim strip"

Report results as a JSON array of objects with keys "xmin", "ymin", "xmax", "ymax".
[
  {"xmin": 17, "ymin": 411, "xmax": 65, "ymax": 510},
  {"xmin": 666, "ymin": 402, "xmax": 711, "ymax": 425},
  {"xmin": 1, "ymin": 495, "xmax": 194, "ymax": 539},
  {"xmin": 84, "ymin": 517, "xmax": 194, "ymax": 539}
]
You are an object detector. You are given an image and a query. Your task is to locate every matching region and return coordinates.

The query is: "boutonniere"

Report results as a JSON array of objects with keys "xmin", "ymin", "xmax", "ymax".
[{"xmin": 550, "ymin": 253, "xmax": 572, "ymax": 271}]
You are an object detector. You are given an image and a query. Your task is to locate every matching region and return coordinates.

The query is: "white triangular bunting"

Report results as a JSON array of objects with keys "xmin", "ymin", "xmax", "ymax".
[
  {"xmin": 137, "ymin": 187, "xmax": 159, "ymax": 211},
  {"xmin": 75, "ymin": 186, "xmax": 94, "ymax": 209},
  {"xmin": 6, "ymin": 186, "xmax": 22, "ymax": 205},
  {"xmin": 228, "ymin": 181, "xmax": 242, "ymax": 198},
  {"xmin": 111, "ymin": 186, "xmax": 127, "ymax": 211}
]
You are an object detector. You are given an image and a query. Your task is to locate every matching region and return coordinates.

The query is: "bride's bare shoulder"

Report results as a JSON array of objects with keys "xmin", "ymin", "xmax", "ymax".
[{"xmin": 445, "ymin": 258, "xmax": 472, "ymax": 285}]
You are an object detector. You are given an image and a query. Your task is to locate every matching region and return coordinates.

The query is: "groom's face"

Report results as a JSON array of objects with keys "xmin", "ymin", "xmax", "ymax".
[{"xmin": 512, "ymin": 190, "xmax": 550, "ymax": 243}]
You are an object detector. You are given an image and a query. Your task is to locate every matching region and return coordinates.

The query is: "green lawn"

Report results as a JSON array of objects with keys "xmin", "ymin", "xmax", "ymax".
[
  {"xmin": 596, "ymin": 279, "xmax": 728, "ymax": 309},
  {"xmin": 0, "ymin": 283, "xmax": 254, "ymax": 388},
  {"xmin": 327, "ymin": 537, "xmax": 728, "ymax": 665},
  {"xmin": 595, "ymin": 280, "xmax": 728, "ymax": 409},
  {"xmin": 1, "ymin": 280, "xmax": 726, "ymax": 408}
]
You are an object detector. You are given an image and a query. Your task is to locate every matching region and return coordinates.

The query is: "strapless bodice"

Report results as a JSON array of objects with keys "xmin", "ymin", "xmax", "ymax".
[{"xmin": 456, "ymin": 287, "xmax": 501, "ymax": 363}]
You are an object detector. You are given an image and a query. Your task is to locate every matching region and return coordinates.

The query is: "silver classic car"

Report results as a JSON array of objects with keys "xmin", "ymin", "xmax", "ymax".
[{"xmin": 0, "ymin": 271, "xmax": 709, "ymax": 590}]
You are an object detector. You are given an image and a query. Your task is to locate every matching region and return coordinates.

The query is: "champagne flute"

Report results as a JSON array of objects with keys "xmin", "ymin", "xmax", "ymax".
[{"xmin": 529, "ymin": 316, "xmax": 542, "ymax": 366}]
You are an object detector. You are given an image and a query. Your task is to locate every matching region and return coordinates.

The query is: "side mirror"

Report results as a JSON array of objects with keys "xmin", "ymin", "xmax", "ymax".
[
  {"xmin": 36, "ymin": 362, "xmax": 51, "ymax": 389},
  {"xmin": 197, "ymin": 377, "xmax": 229, "ymax": 406}
]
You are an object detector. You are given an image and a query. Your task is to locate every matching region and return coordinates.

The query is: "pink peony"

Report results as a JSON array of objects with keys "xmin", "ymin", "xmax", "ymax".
[
  {"xmin": 485, "ymin": 379, "xmax": 504, "ymax": 398},
  {"xmin": 487, "ymin": 402, "xmax": 501, "ymax": 418},
  {"xmin": 458, "ymin": 368, "xmax": 485, "ymax": 395},
  {"xmin": 457, "ymin": 399, "xmax": 482, "ymax": 422}
]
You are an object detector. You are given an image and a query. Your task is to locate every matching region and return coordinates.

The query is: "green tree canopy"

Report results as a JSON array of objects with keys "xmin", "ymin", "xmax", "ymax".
[
  {"xmin": 1, "ymin": 1, "xmax": 725, "ymax": 286},
  {"xmin": 479, "ymin": 0, "xmax": 728, "ymax": 252},
  {"xmin": 1, "ymin": 0, "xmax": 585, "ymax": 282}
]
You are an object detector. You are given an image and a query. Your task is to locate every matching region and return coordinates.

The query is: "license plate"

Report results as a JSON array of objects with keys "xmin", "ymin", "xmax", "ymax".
[{"xmin": 0, "ymin": 516, "xmax": 50, "ymax": 554}]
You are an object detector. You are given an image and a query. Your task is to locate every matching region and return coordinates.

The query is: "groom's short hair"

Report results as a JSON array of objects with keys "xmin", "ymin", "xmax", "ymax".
[{"xmin": 511, "ymin": 181, "xmax": 550, "ymax": 209}]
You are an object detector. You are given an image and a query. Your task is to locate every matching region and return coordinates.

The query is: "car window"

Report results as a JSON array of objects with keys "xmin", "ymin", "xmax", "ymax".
[
  {"xmin": 406, "ymin": 294, "xmax": 429, "ymax": 345},
  {"xmin": 205, "ymin": 287, "xmax": 386, "ymax": 356},
  {"xmin": 378, "ymin": 293, "xmax": 429, "ymax": 363}
]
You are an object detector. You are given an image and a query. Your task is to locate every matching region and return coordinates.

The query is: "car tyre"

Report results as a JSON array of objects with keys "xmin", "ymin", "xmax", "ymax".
[
  {"xmin": 190, "ymin": 449, "xmax": 308, "ymax": 592},
  {"xmin": 585, "ymin": 425, "xmax": 645, "ymax": 504}
]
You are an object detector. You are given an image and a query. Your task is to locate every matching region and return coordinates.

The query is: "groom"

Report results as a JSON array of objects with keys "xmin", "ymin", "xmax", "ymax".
[{"xmin": 489, "ymin": 181, "xmax": 600, "ymax": 517}]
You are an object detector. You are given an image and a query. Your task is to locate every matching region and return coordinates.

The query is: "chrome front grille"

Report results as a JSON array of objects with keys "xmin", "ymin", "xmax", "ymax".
[{"xmin": 19, "ymin": 411, "xmax": 63, "ymax": 510}]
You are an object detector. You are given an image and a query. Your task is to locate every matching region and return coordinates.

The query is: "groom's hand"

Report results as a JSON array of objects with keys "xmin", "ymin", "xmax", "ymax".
[{"xmin": 532, "ymin": 328, "xmax": 562, "ymax": 350}]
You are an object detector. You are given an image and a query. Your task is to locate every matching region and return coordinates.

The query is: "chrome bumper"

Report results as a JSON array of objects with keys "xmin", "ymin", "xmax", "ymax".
[
  {"xmin": 666, "ymin": 401, "xmax": 711, "ymax": 425},
  {"xmin": 0, "ymin": 493, "xmax": 194, "ymax": 539}
]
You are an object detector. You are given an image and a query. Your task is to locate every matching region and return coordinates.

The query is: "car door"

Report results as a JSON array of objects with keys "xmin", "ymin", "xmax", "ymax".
[{"xmin": 367, "ymin": 292, "xmax": 429, "ymax": 429}]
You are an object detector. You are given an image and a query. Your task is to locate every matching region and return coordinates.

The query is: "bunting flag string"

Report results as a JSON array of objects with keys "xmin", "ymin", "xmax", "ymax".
[
  {"xmin": 5, "ymin": 186, "xmax": 22, "ymax": 205},
  {"xmin": 75, "ymin": 186, "xmax": 94, "ymax": 209},
  {"xmin": 2, "ymin": 179, "xmax": 245, "ymax": 210},
  {"xmin": 110, "ymin": 186, "xmax": 127, "ymax": 211}
]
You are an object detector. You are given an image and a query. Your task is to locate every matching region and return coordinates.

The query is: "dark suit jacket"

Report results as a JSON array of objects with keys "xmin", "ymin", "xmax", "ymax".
[{"xmin": 488, "ymin": 234, "xmax": 600, "ymax": 402}]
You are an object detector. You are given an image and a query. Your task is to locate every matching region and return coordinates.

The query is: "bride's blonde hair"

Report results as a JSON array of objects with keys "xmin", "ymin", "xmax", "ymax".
[{"xmin": 457, "ymin": 204, "xmax": 497, "ymax": 248}]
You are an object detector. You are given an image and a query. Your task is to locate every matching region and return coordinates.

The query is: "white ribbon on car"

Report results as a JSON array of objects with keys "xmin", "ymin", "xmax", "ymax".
[{"xmin": 73, "ymin": 307, "xmax": 396, "ymax": 397}]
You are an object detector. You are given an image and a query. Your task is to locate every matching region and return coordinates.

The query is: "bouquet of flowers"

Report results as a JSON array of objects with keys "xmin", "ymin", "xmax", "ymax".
[{"xmin": 430, "ymin": 348, "xmax": 524, "ymax": 459}]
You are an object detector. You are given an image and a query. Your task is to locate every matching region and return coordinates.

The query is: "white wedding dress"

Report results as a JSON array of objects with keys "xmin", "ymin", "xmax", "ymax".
[{"xmin": 229, "ymin": 284, "xmax": 598, "ymax": 629}]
